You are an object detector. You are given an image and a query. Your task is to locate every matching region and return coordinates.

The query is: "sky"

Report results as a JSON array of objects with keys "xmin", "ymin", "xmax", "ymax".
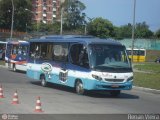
[{"xmin": 80, "ymin": 0, "xmax": 160, "ymax": 32}]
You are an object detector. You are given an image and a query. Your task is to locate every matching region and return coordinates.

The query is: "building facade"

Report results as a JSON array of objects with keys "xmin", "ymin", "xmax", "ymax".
[{"xmin": 32, "ymin": 0, "xmax": 62, "ymax": 24}]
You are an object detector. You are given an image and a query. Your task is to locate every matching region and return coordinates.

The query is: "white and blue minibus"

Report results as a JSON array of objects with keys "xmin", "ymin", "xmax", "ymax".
[{"xmin": 27, "ymin": 35, "xmax": 133, "ymax": 96}]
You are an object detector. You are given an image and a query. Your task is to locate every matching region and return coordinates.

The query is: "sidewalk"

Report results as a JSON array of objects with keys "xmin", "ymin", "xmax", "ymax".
[
  {"xmin": 0, "ymin": 64, "xmax": 7, "ymax": 68},
  {"xmin": 133, "ymin": 86, "xmax": 160, "ymax": 94}
]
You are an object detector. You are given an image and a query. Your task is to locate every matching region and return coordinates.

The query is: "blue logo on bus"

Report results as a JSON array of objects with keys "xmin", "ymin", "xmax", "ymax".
[{"xmin": 41, "ymin": 63, "xmax": 53, "ymax": 73}]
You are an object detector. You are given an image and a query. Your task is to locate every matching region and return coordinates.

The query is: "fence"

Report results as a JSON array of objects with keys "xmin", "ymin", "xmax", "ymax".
[
  {"xmin": 0, "ymin": 29, "xmax": 27, "ymax": 41},
  {"xmin": 119, "ymin": 39, "xmax": 160, "ymax": 50}
]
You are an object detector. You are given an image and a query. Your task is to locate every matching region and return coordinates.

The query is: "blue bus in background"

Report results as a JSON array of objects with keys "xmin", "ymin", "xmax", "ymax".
[
  {"xmin": 27, "ymin": 35, "xmax": 133, "ymax": 96},
  {"xmin": 5, "ymin": 40, "xmax": 29, "ymax": 71}
]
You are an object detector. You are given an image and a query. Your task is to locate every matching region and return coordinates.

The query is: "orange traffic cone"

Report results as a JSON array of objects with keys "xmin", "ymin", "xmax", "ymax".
[
  {"xmin": 11, "ymin": 90, "xmax": 19, "ymax": 104},
  {"xmin": 0, "ymin": 85, "xmax": 5, "ymax": 98},
  {"xmin": 34, "ymin": 96, "xmax": 43, "ymax": 112}
]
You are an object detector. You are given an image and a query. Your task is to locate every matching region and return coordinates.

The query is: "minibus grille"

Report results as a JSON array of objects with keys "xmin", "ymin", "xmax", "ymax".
[{"xmin": 105, "ymin": 79, "xmax": 124, "ymax": 82}]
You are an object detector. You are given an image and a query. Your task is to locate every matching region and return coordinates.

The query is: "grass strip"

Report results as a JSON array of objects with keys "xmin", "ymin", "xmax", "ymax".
[{"xmin": 134, "ymin": 72, "xmax": 160, "ymax": 90}]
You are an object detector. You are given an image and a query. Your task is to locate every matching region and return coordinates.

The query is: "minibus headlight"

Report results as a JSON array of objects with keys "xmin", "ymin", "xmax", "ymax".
[
  {"xmin": 92, "ymin": 74, "xmax": 102, "ymax": 81},
  {"xmin": 127, "ymin": 76, "xmax": 133, "ymax": 81}
]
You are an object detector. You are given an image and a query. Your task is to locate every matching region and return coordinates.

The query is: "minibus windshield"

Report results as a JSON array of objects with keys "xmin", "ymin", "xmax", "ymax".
[{"xmin": 89, "ymin": 44, "xmax": 132, "ymax": 72}]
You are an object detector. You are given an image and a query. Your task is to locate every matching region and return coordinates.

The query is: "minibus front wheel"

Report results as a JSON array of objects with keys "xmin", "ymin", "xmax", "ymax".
[
  {"xmin": 75, "ymin": 80, "xmax": 85, "ymax": 95},
  {"xmin": 40, "ymin": 74, "xmax": 47, "ymax": 87}
]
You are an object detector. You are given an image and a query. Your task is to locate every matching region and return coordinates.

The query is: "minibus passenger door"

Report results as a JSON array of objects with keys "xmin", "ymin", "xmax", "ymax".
[{"xmin": 57, "ymin": 43, "xmax": 69, "ymax": 83}]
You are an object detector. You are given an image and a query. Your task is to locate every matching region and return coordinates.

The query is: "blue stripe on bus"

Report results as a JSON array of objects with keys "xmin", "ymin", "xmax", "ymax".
[{"xmin": 27, "ymin": 69, "xmax": 132, "ymax": 91}]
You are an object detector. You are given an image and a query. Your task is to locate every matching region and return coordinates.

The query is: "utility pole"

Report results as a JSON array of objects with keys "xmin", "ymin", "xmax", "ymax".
[
  {"xmin": 60, "ymin": 7, "xmax": 63, "ymax": 35},
  {"xmin": 84, "ymin": 24, "xmax": 87, "ymax": 35},
  {"xmin": 131, "ymin": 0, "xmax": 136, "ymax": 62},
  {"xmin": 25, "ymin": 9, "xmax": 38, "ymax": 33},
  {"xmin": 10, "ymin": 0, "xmax": 14, "ymax": 41},
  {"xmin": 60, "ymin": 0, "xmax": 65, "ymax": 35}
]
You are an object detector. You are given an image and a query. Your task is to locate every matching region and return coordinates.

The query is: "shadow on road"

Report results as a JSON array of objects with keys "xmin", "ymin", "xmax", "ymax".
[
  {"xmin": 10, "ymin": 70, "xmax": 26, "ymax": 74},
  {"xmin": 31, "ymin": 81, "xmax": 139, "ymax": 99},
  {"xmin": 85, "ymin": 91, "xmax": 139, "ymax": 99}
]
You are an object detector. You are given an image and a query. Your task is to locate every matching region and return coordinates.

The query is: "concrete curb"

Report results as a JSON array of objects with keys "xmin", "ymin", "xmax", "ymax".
[
  {"xmin": 133, "ymin": 86, "xmax": 160, "ymax": 94},
  {"xmin": 0, "ymin": 65, "xmax": 7, "ymax": 68}
]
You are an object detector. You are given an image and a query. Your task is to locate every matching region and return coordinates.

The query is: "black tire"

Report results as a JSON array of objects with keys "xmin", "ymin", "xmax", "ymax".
[
  {"xmin": 110, "ymin": 90, "xmax": 121, "ymax": 97},
  {"xmin": 75, "ymin": 80, "xmax": 85, "ymax": 95},
  {"xmin": 40, "ymin": 75, "xmax": 47, "ymax": 87},
  {"xmin": 13, "ymin": 64, "xmax": 16, "ymax": 72}
]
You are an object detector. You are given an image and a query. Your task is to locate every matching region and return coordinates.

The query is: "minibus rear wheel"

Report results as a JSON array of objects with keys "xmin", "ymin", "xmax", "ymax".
[
  {"xmin": 75, "ymin": 80, "xmax": 85, "ymax": 95},
  {"xmin": 13, "ymin": 64, "xmax": 16, "ymax": 72},
  {"xmin": 40, "ymin": 75, "xmax": 47, "ymax": 87}
]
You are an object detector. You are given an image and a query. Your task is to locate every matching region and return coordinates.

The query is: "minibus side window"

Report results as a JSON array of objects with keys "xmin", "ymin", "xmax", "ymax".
[
  {"xmin": 70, "ymin": 44, "xmax": 89, "ymax": 68},
  {"xmin": 40, "ymin": 43, "xmax": 53, "ymax": 60},
  {"xmin": 53, "ymin": 43, "xmax": 68, "ymax": 62},
  {"xmin": 29, "ymin": 43, "xmax": 53, "ymax": 61},
  {"xmin": 29, "ymin": 43, "xmax": 41, "ymax": 59}
]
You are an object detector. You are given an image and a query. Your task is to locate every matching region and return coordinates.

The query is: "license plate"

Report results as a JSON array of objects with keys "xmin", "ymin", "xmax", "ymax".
[{"xmin": 111, "ymin": 85, "xmax": 119, "ymax": 88}]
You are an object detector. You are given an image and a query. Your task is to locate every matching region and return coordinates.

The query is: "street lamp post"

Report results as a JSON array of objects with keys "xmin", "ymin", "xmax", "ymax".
[
  {"xmin": 26, "ymin": 23, "xmax": 27, "ymax": 33},
  {"xmin": 60, "ymin": 7, "xmax": 63, "ymax": 35},
  {"xmin": 131, "ymin": 0, "xmax": 136, "ymax": 62},
  {"xmin": 10, "ymin": 0, "xmax": 14, "ymax": 40},
  {"xmin": 25, "ymin": 8, "xmax": 38, "ymax": 33},
  {"xmin": 60, "ymin": 0, "xmax": 65, "ymax": 35},
  {"xmin": 84, "ymin": 24, "xmax": 87, "ymax": 35}
]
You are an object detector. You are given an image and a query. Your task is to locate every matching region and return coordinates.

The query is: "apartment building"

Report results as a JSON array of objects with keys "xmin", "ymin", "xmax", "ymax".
[{"xmin": 32, "ymin": 0, "xmax": 62, "ymax": 24}]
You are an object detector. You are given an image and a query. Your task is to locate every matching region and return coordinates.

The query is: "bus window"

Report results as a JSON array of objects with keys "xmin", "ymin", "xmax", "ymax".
[
  {"xmin": 89, "ymin": 44, "xmax": 130, "ymax": 69},
  {"xmin": 127, "ymin": 50, "xmax": 131, "ymax": 55},
  {"xmin": 138, "ymin": 50, "xmax": 145, "ymax": 56},
  {"xmin": 29, "ymin": 43, "xmax": 40, "ymax": 59},
  {"xmin": 40, "ymin": 43, "xmax": 53, "ymax": 60},
  {"xmin": 53, "ymin": 43, "xmax": 68, "ymax": 62},
  {"xmin": 133, "ymin": 50, "xmax": 137, "ymax": 55},
  {"xmin": 29, "ymin": 43, "xmax": 53, "ymax": 61},
  {"xmin": 21, "ymin": 46, "xmax": 28, "ymax": 56},
  {"xmin": 12, "ymin": 45, "xmax": 18, "ymax": 55},
  {"xmin": 70, "ymin": 44, "xmax": 89, "ymax": 68}
]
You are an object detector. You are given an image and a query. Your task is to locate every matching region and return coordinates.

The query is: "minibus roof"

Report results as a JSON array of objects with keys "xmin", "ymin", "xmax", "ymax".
[{"xmin": 29, "ymin": 35, "xmax": 122, "ymax": 46}]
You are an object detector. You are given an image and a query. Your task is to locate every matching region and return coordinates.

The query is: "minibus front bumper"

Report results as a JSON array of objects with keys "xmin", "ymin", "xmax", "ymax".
[{"xmin": 84, "ymin": 79, "xmax": 133, "ymax": 91}]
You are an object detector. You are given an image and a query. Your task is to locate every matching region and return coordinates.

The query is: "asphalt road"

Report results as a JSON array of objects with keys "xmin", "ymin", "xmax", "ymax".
[{"xmin": 0, "ymin": 67, "xmax": 160, "ymax": 119}]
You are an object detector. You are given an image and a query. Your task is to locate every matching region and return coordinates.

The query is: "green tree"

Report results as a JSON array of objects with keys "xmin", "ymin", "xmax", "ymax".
[
  {"xmin": 62, "ymin": 0, "xmax": 86, "ymax": 30},
  {"xmin": 0, "ymin": 0, "xmax": 32, "ymax": 32},
  {"xmin": 87, "ymin": 17, "xmax": 115, "ymax": 38},
  {"xmin": 114, "ymin": 22, "xmax": 153, "ymax": 39},
  {"xmin": 135, "ymin": 22, "xmax": 153, "ymax": 38},
  {"xmin": 114, "ymin": 23, "xmax": 132, "ymax": 39},
  {"xmin": 38, "ymin": 22, "xmax": 60, "ymax": 33},
  {"xmin": 155, "ymin": 29, "xmax": 160, "ymax": 38}
]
